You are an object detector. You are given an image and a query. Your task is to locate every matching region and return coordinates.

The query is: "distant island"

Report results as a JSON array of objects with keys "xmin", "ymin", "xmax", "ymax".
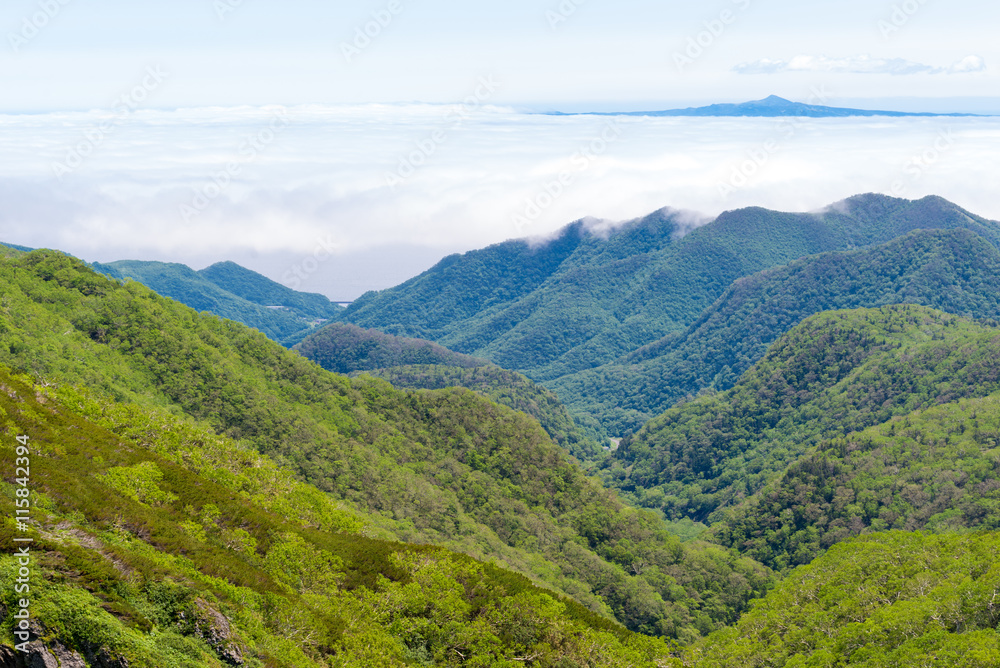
[{"xmin": 549, "ymin": 95, "xmax": 986, "ymax": 118}]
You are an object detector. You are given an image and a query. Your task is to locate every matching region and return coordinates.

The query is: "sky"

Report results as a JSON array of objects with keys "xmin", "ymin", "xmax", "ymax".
[{"xmin": 1, "ymin": 0, "xmax": 998, "ymax": 298}]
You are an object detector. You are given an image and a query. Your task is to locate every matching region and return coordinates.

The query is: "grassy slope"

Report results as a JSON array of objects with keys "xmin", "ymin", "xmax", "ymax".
[
  {"xmin": 0, "ymin": 250, "xmax": 771, "ymax": 641},
  {"xmin": 0, "ymin": 365, "xmax": 674, "ymax": 667},
  {"xmin": 553, "ymin": 227, "xmax": 1000, "ymax": 435},
  {"xmin": 607, "ymin": 305, "xmax": 1000, "ymax": 523}
]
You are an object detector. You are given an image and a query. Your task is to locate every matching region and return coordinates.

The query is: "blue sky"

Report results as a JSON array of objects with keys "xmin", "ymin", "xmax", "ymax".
[{"xmin": 2, "ymin": 0, "xmax": 996, "ymax": 111}]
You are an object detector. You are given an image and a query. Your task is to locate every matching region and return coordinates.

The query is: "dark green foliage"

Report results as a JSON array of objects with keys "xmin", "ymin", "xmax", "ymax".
[
  {"xmin": 295, "ymin": 323, "xmax": 487, "ymax": 374},
  {"xmin": 712, "ymin": 391, "xmax": 1000, "ymax": 571},
  {"xmin": 554, "ymin": 227, "xmax": 1000, "ymax": 434},
  {"xmin": 91, "ymin": 259, "xmax": 340, "ymax": 344},
  {"xmin": 342, "ymin": 195, "xmax": 1000, "ymax": 412},
  {"xmin": 0, "ymin": 249, "xmax": 771, "ymax": 642},
  {"xmin": 689, "ymin": 532, "xmax": 1000, "ymax": 667},
  {"xmin": 367, "ymin": 364, "xmax": 607, "ymax": 462},
  {"xmin": 609, "ymin": 305, "xmax": 1000, "ymax": 524}
]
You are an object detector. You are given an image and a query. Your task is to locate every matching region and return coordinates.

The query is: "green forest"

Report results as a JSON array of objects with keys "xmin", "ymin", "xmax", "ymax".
[{"xmin": 5, "ymin": 194, "xmax": 1000, "ymax": 666}]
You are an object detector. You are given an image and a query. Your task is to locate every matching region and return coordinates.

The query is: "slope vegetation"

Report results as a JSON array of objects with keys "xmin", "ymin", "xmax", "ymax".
[
  {"xmin": 367, "ymin": 364, "xmax": 607, "ymax": 462},
  {"xmin": 343, "ymin": 195, "xmax": 1000, "ymax": 391},
  {"xmin": 0, "ymin": 365, "xmax": 673, "ymax": 666},
  {"xmin": 688, "ymin": 532, "xmax": 1000, "ymax": 667},
  {"xmin": 295, "ymin": 322, "xmax": 487, "ymax": 374},
  {"xmin": 0, "ymin": 249, "xmax": 771, "ymax": 641},
  {"xmin": 712, "ymin": 390, "xmax": 1000, "ymax": 570},
  {"xmin": 607, "ymin": 305, "xmax": 1000, "ymax": 523},
  {"xmin": 554, "ymin": 227, "xmax": 1000, "ymax": 434},
  {"xmin": 91, "ymin": 259, "xmax": 340, "ymax": 344}
]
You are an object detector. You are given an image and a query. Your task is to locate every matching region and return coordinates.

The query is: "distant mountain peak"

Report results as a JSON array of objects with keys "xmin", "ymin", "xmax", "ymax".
[{"xmin": 549, "ymin": 97, "xmax": 986, "ymax": 118}]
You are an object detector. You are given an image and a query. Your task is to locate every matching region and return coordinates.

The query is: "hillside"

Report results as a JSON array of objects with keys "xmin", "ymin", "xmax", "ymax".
[
  {"xmin": 340, "ymin": 195, "xmax": 1000, "ymax": 422},
  {"xmin": 607, "ymin": 305, "xmax": 1000, "ymax": 523},
  {"xmin": 0, "ymin": 364, "xmax": 674, "ymax": 666},
  {"xmin": 295, "ymin": 322, "xmax": 487, "ymax": 374},
  {"xmin": 688, "ymin": 532, "xmax": 1000, "ymax": 667},
  {"xmin": 0, "ymin": 249, "xmax": 773, "ymax": 642},
  {"xmin": 553, "ymin": 227, "xmax": 1000, "ymax": 434},
  {"xmin": 91, "ymin": 259, "xmax": 340, "ymax": 344},
  {"xmin": 712, "ymin": 390, "xmax": 1000, "ymax": 570},
  {"xmin": 367, "ymin": 364, "xmax": 607, "ymax": 462}
]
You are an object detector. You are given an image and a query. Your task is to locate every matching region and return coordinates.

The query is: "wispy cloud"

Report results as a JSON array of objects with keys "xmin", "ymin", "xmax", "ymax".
[{"xmin": 734, "ymin": 54, "xmax": 987, "ymax": 76}]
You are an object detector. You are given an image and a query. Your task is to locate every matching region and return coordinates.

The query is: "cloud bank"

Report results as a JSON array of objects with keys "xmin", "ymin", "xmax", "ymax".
[{"xmin": 0, "ymin": 105, "xmax": 998, "ymax": 296}]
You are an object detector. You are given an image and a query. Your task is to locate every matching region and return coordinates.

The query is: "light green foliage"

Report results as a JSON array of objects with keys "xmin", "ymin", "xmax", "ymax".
[
  {"xmin": 98, "ymin": 461, "xmax": 180, "ymax": 507},
  {"xmin": 688, "ymin": 532, "xmax": 1000, "ymax": 667},
  {"xmin": 0, "ymin": 251, "xmax": 760, "ymax": 646},
  {"xmin": 0, "ymin": 363, "xmax": 674, "ymax": 666}
]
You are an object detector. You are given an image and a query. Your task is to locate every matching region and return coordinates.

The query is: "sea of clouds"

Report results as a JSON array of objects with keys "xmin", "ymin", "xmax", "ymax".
[{"xmin": 1, "ymin": 103, "xmax": 998, "ymax": 297}]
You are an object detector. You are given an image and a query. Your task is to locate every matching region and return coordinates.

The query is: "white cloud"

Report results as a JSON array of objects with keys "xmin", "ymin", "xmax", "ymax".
[
  {"xmin": 734, "ymin": 54, "xmax": 987, "ymax": 76},
  {"xmin": 1, "ymin": 106, "xmax": 999, "ymax": 297},
  {"xmin": 949, "ymin": 55, "xmax": 988, "ymax": 74}
]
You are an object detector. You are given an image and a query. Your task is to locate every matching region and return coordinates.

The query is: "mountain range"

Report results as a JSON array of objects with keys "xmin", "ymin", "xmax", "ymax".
[
  {"xmin": 338, "ymin": 193, "xmax": 1000, "ymax": 435},
  {"xmin": 550, "ymin": 95, "xmax": 988, "ymax": 117}
]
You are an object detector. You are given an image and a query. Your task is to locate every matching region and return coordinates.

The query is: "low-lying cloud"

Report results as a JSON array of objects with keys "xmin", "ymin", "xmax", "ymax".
[
  {"xmin": 1, "ymin": 105, "xmax": 998, "ymax": 296},
  {"xmin": 735, "ymin": 54, "xmax": 987, "ymax": 76}
]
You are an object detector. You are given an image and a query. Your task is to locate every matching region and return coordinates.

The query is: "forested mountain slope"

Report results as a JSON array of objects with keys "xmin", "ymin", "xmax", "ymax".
[
  {"xmin": 366, "ymin": 364, "xmax": 607, "ymax": 462},
  {"xmin": 91, "ymin": 259, "xmax": 340, "ymax": 344},
  {"xmin": 342, "ymin": 195, "xmax": 1000, "ymax": 389},
  {"xmin": 0, "ymin": 364, "xmax": 674, "ymax": 666},
  {"xmin": 553, "ymin": 227, "xmax": 1000, "ymax": 434},
  {"xmin": 295, "ymin": 322, "xmax": 487, "ymax": 374},
  {"xmin": 0, "ymin": 249, "xmax": 771, "ymax": 642},
  {"xmin": 688, "ymin": 532, "xmax": 1000, "ymax": 667},
  {"xmin": 712, "ymin": 390, "xmax": 1000, "ymax": 570},
  {"xmin": 607, "ymin": 305, "xmax": 1000, "ymax": 523}
]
